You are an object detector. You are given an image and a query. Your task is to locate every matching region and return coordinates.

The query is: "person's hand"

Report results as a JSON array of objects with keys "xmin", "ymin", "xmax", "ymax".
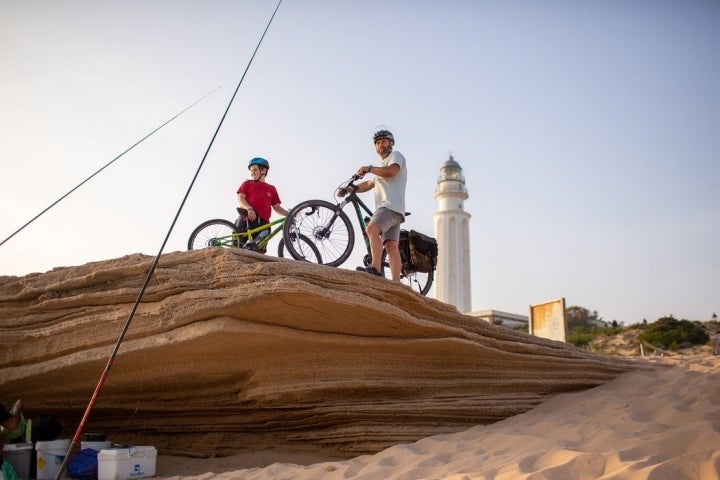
[{"xmin": 337, "ymin": 185, "xmax": 356, "ymax": 197}]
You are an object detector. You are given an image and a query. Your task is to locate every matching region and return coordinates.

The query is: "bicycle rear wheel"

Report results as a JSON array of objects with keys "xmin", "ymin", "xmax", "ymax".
[
  {"xmin": 188, "ymin": 219, "xmax": 237, "ymax": 250},
  {"xmin": 283, "ymin": 199, "xmax": 354, "ymax": 267},
  {"xmin": 381, "ymin": 249, "xmax": 434, "ymax": 296},
  {"xmin": 278, "ymin": 233, "xmax": 322, "ymax": 263}
]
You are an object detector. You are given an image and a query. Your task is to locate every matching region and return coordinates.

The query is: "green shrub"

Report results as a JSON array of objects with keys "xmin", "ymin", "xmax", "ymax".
[
  {"xmin": 637, "ymin": 316, "xmax": 709, "ymax": 350},
  {"xmin": 568, "ymin": 331, "xmax": 597, "ymax": 347},
  {"xmin": 567, "ymin": 326, "xmax": 619, "ymax": 347}
]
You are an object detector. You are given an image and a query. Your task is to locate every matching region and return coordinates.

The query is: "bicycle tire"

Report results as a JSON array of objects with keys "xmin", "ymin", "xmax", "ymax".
[
  {"xmin": 381, "ymin": 249, "xmax": 434, "ymax": 296},
  {"xmin": 188, "ymin": 219, "xmax": 237, "ymax": 250},
  {"xmin": 277, "ymin": 234, "xmax": 323, "ymax": 264},
  {"xmin": 283, "ymin": 199, "xmax": 354, "ymax": 267}
]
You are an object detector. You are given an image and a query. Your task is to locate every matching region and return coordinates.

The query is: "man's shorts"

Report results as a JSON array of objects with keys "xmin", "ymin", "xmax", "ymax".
[{"xmin": 369, "ymin": 207, "xmax": 404, "ymax": 243}]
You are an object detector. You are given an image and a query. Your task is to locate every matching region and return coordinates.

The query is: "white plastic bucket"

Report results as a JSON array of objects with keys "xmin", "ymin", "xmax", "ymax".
[
  {"xmin": 36, "ymin": 439, "xmax": 71, "ymax": 480},
  {"xmin": 81, "ymin": 440, "xmax": 112, "ymax": 451}
]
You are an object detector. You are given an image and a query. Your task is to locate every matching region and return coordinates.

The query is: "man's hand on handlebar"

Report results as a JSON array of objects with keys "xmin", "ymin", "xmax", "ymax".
[{"xmin": 337, "ymin": 184, "xmax": 356, "ymax": 198}]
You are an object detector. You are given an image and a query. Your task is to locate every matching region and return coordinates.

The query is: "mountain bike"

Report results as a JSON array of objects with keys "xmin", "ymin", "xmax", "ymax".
[
  {"xmin": 282, "ymin": 175, "xmax": 434, "ymax": 295},
  {"xmin": 188, "ymin": 208, "xmax": 322, "ymax": 263}
]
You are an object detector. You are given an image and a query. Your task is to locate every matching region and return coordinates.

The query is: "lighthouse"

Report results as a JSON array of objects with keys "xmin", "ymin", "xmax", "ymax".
[{"xmin": 433, "ymin": 156, "xmax": 471, "ymax": 312}]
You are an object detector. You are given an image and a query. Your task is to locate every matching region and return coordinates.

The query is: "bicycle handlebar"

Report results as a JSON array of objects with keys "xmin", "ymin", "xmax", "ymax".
[{"xmin": 336, "ymin": 173, "xmax": 364, "ymax": 197}]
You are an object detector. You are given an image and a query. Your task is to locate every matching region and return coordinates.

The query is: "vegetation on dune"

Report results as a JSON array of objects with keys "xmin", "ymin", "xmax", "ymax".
[
  {"xmin": 637, "ymin": 316, "xmax": 710, "ymax": 350},
  {"xmin": 565, "ymin": 306, "xmax": 618, "ymax": 348},
  {"xmin": 564, "ymin": 306, "xmax": 718, "ymax": 355}
]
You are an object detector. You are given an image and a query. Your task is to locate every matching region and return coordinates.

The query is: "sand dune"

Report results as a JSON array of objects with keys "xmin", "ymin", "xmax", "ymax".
[{"xmin": 155, "ymin": 355, "xmax": 720, "ymax": 479}]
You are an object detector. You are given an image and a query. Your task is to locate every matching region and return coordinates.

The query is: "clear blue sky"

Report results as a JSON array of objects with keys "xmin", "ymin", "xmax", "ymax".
[{"xmin": 1, "ymin": 1, "xmax": 718, "ymax": 324}]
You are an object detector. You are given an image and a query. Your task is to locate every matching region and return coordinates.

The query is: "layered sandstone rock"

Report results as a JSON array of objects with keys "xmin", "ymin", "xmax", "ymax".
[{"xmin": 0, "ymin": 248, "xmax": 636, "ymax": 457}]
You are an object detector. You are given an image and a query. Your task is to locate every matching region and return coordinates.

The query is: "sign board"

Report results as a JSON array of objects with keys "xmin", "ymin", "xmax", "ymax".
[{"xmin": 529, "ymin": 298, "xmax": 566, "ymax": 342}]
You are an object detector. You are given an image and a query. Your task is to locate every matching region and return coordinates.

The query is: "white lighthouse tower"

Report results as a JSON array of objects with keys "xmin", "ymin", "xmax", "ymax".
[{"xmin": 433, "ymin": 156, "xmax": 471, "ymax": 312}]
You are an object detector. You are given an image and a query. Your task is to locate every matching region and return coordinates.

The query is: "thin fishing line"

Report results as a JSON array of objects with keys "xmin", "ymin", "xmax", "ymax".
[
  {"xmin": 0, "ymin": 86, "xmax": 221, "ymax": 248},
  {"xmin": 55, "ymin": 1, "xmax": 284, "ymax": 478}
]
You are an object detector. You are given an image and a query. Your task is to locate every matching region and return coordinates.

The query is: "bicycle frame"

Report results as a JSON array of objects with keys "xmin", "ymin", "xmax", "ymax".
[
  {"xmin": 336, "ymin": 190, "xmax": 375, "ymax": 253},
  {"xmin": 238, "ymin": 217, "xmax": 286, "ymax": 249},
  {"xmin": 212, "ymin": 217, "xmax": 285, "ymax": 250},
  {"xmin": 189, "ymin": 213, "xmax": 323, "ymax": 263},
  {"xmin": 333, "ymin": 177, "xmax": 409, "ymax": 272}
]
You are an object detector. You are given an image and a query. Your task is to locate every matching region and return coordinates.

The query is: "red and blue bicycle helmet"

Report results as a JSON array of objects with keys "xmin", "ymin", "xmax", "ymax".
[{"xmin": 247, "ymin": 157, "xmax": 270, "ymax": 170}]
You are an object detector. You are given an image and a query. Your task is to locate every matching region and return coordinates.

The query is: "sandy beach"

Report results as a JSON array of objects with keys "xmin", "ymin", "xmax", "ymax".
[{"xmin": 153, "ymin": 354, "xmax": 720, "ymax": 480}]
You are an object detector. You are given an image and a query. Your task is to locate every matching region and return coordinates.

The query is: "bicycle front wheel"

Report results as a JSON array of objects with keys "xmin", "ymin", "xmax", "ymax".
[
  {"xmin": 283, "ymin": 199, "xmax": 354, "ymax": 267},
  {"xmin": 381, "ymin": 249, "xmax": 434, "ymax": 296},
  {"xmin": 188, "ymin": 219, "xmax": 237, "ymax": 250},
  {"xmin": 278, "ymin": 233, "xmax": 323, "ymax": 263}
]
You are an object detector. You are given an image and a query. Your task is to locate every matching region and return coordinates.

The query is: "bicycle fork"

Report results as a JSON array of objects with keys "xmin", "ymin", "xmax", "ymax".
[{"xmin": 299, "ymin": 200, "xmax": 352, "ymax": 241}]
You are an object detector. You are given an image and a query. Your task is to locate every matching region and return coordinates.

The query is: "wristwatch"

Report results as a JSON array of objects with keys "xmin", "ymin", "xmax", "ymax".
[{"xmin": 367, "ymin": 165, "xmax": 373, "ymax": 173}]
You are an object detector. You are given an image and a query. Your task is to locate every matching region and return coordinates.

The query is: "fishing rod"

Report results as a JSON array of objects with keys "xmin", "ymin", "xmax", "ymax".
[
  {"xmin": 54, "ymin": 1, "xmax": 284, "ymax": 479},
  {"xmin": 0, "ymin": 86, "xmax": 220, "ymax": 247}
]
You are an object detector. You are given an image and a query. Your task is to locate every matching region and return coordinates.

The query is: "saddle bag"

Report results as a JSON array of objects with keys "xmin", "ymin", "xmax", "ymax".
[{"xmin": 408, "ymin": 230, "xmax": 438, "ymax": 273}]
